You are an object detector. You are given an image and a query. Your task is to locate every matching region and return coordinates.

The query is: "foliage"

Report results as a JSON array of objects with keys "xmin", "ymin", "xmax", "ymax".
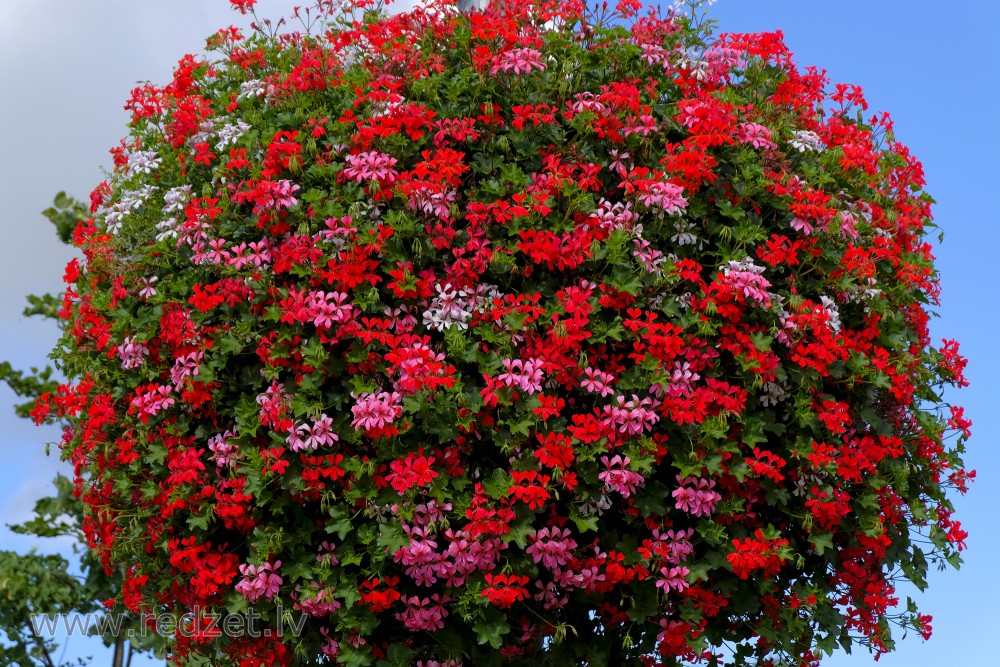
[
  {"xmin": 0, "ymin": 471, "xmax": 168, "ymax": 667},
  {"xmin": 31, "ymin": 0, "xmax": 972, "ymax": 664},
  {"xmin": 0, "ymin": 199, "xmax": 160, "ymax": 667},
  {"xmin": 0, "ymin": 548, "xmax": 88, "ymax": 667}
]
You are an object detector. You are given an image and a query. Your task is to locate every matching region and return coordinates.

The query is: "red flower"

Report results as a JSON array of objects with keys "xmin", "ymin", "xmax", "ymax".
[
  {"xmin": 482, "ymin": 573, "xmax": 530, "ymax": 608},
  {"xmin": 229, "ymin": 0, "xmax": 257, "ymax": 15}
]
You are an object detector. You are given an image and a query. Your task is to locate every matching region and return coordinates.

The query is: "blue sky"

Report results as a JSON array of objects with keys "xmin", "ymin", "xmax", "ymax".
[{"xmin": 1, "ymin": 1, "xmax": 996, "ymax": 664}]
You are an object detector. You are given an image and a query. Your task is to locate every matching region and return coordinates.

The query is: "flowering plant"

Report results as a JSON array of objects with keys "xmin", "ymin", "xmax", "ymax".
[{"xmin": 35, "ymin": 0, "xmax": 972, "ymax": 664}]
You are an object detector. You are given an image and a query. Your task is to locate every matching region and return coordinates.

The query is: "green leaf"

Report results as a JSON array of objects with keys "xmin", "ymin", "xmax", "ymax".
[
  {"xmin": 474, "ymin": 614, "xmax": 511, "ymax": 649},
  {"xmin": 376, "ymin": 524, "xmax": 410, "ymax": 554},
  {"xmin": 482, "ymin": 469, "xmax": 511, "ymax": 500},
  {"xmin": 809, "ymin": 532, "xmax": 834, "ymax": 556}
]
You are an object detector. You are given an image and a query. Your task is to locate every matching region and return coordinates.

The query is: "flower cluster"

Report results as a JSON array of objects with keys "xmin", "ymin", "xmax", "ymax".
[{"xmin": 39, "ymin": 0, "xmax": 971, "ymax": 665}]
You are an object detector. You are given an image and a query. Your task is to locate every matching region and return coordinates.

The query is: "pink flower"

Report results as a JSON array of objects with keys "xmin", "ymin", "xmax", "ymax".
[
  {"xmin": 138, "ymin": 276, "xmax": 158, "ymax": 299},
  {"xmin": 640, "ymin": 43, "xmax": 671, "ymax": 68},
  {"xmin": 253, "ymin": 179, "xmax": 300, "ymax": 212},
  {"xmin": 526, "ymin": 527, "xmax": 577, "ymax": 570},
  {"xmin": 170, "ymin": 350, "xmax": 203, "ymax": 389},
  {"xmin": 533, "ymin": 580, "xmax": 568, "ymax": 611},
  {"xmin": 672, "ymin": 476, "xmax": 721, "ymax": 517},
  {"xmin": 394, "ymin": 528, "xmax": 442, "ymax": 584},
  {"xmin": 598, "ymin": 455, "xmax": 645, "ymax": 498},
  {"xmin": 205, "ymin": 237, "xmax": 230, "ymax": 264},
  {"xmin": 307, "ymin": 290, "xmax": 353, "ymax": 329},
  {"xmin": 208, "ymin": 429, "xmax": 238, "ymax": 467},
  {"xmin": 665, "ymin": 361, "xmax": 699, "ymax": 397},
  {"xmin": 395, "ymin": 594, "xmax": 451, "ymax": 632},
  {"xmin": 286, "ymin": 413, "xmax": 339, "ymax": 451},
  {"xmin": 581, "ymin": 366, "xmax": 615, "ymax": 397},
  {"xmin": 316, "ymin": 541, "xmax": 339, "ymax": 566},
  {"xmin": 656, "ymin": 565, "xmax": 691, "ymax": 593},
  {"xmin": 320, "ymin": 636, "xmax": 339, "ymax": 659},
  {"xmin": 651, "ymin": 528, "xmax": 695, "ymax": 565},
  {"xmin": 737, "ymin": 122, "xmax": 777, "ymax": 150},
  {"xmin": 303, "ymin": 413, "xmax": 338, "ymax": 448},
  {"xmin": 117, "ymin": 336, "xmax": 149, "ymax": 370},
  {"xmin": 600, "ymin": 394, "xmax": 660, "ymax": 435},
  {"xmin": 246, "ymin": 238, "xmax": 272, "ymax": 266},
  {"xmin": 839, "ymin": 210, "xmax": 859, "ymax": 240},
  {"xmin": 719, "ymin": 258, "xmax": 772, "ymax": 305},
  {"xmin": 129, "ymin": 384, "xmax": 175, "ymax": 421},
  {"xmin": 351, "ymin": 390, "xmax": 403, "ymax": 431},
  {"xmin": 607, "ymin": 152, "xmax": 633, "ymax": 178},
  {"xmin": 490, "ymin": 48, "xmax": 546, "ymax": 76},
  {"xmin": 235, "ymin": 560, "xmax": 282, "ymax": 603},
  {"xmin": 590, "ymin": 198, "xmax": 638, "ymax": 231},
  {"xmin": 497, "ymin": 357, "xmax": 545, "ymax": 394},
  {"xmin": 294, "ymin": 582, "xmax": 341, "ymax": 617},
  {"xmin": 623, "ymin": 113, "xmax": 659, "ymax": 137},
  {"xmin": 790, "ymin": 216, "xmax": 814, "ymax": 235},
  {"xmin": 441, "ymin": 530, "xmax": 505, "ymax": 587},
  {"xmin": 636, "ymin": 180, "xmax": 687, "ymax": 216},
  {"xmin": 343, "ymin": 151, "xmax": 398, "ymax": 183}
]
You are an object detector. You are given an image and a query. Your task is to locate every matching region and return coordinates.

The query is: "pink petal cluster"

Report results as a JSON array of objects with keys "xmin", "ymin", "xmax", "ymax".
[
  {"xmin": 306, "ymin": 290, "xmax": 353, "ymax": 329},
  {"xmin": 170, "ymin": 350, "xmax": 203, "ymax": 389},
  {"xmin": 632, "ymin": 237, "xmax": 666, "ymax": 274},
  {"xmin": 665, "ymin": 361, "xmax": 700, "ymax": 397},
  {"xmin": 672, "ymin": 476, "xmax": 722, "ymax": 517},
  {"xmin": 656, "ymin": 565, "xmax": 691, "ymax": 593},
  {"xmin": 117, "ymin": 336, "xmax": 149, "ymax": 370},
  {"xmin": 235, "ymin": 560, "xmax": 282, "ymax": 603},
  {"xmin": 533, "ymin": 580, "xmax": 568, "ymax": 611},
  {"xmin": 226, "ymin": 238, "xmax": 273, "ymax": 269},
  {"xmin": 255, "ymin": 179, "xmax": 300, "ymax": 211},
  {"xmin": 351, "ymin": 390, "xmax": 403, "ymax": 431},
  {"xmin": 653, "ymin": 528, "xmax": 695, "ymax": 565},
  {"xmin": 581, "ymin": 366, "xmax": 615, "ymax": 396},
  {"xmin": 490, "ymin": 48, "xmax": 546, "ymax": 75},
  {"xmin": 552, "ymin": 562, "xmax": 606, "ymax": 591},
  {"xmin": 601, "ymin": 394, "xmax": 660, "ymax": 435},
  {"xmin": 294, "ymin": 582, "xmax": 341, "ymax": 617},
  {"xmin": 129, "ymin": 384, "xmax": 175, "ymax": 420},
  {"xmin": 286, "ymin": 413, "xmax": 339, "ymax": 451},
  {"xmin": 393, "ymin": 523, "xmax": 508, "ymax": 588},
  {"xmin": 737, "ymin": 122, "xmax": 777, "ymax": 150},
  {"xmin": 395, "ymin": 594, "xmax": 451, "ymax": 632},
  {"xmin": 623, "ymin": 113, "xmax": 659, "ymax": 137},
  {"xmin": 637, "ymin": 180, "xmax": 687, "ymax": 216},
  {"xmin": 498, "ymin": 357, "xmax": 545, "ymax": 394},
  {"xmin": 208, "ymin": 429, "xmax": 238, "ymax": 467},
  {"xmin": 598, "ymin": 455, "xmax": 645, "ymax": 498},
  {"xmin": 343, "ymin": 150, "xmax": 398, "ymax": 183},
  {"xmin": 526, "ymin": 526, "xmax": 578, "ymax": 570},
  {"xmin": 316, "ymin": 540, "xmax": 339, "ymax": 566},
  {"xmin": 720, "ymin": 258, "xmax": 772, "ymax": 305}
]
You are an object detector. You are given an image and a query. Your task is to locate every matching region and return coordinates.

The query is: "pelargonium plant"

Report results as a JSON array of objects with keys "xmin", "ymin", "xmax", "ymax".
[{"xmin": 34, "ymin": 0, "xmax": 973, "ymax": 664}]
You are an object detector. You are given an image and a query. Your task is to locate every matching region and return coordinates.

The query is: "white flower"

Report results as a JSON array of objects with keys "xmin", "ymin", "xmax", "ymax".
[
  {"xmin": 820, "ymin": 295, "xmax": 841, "ymax": 333},
  {"xmin": 237, "ymin": 79, "xmax": 267, "ymax": 100},
  {"xmin": 162, "ymin": 186, "xmax": 193, "ymax": 214},
  {"xmin": 126, "ymin": 150, "xmax": 161, "ymax": 177},
  {"xmin": 789, "ymin": 130, "xmax": 825, "ymax": 153},
  {"xmin": 759, "ymin": 382, "xmax": 788, "ymax": 407},
  {"xmin": 216, "ymin": 120, "xmax": 252, "ymax": 150}
]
